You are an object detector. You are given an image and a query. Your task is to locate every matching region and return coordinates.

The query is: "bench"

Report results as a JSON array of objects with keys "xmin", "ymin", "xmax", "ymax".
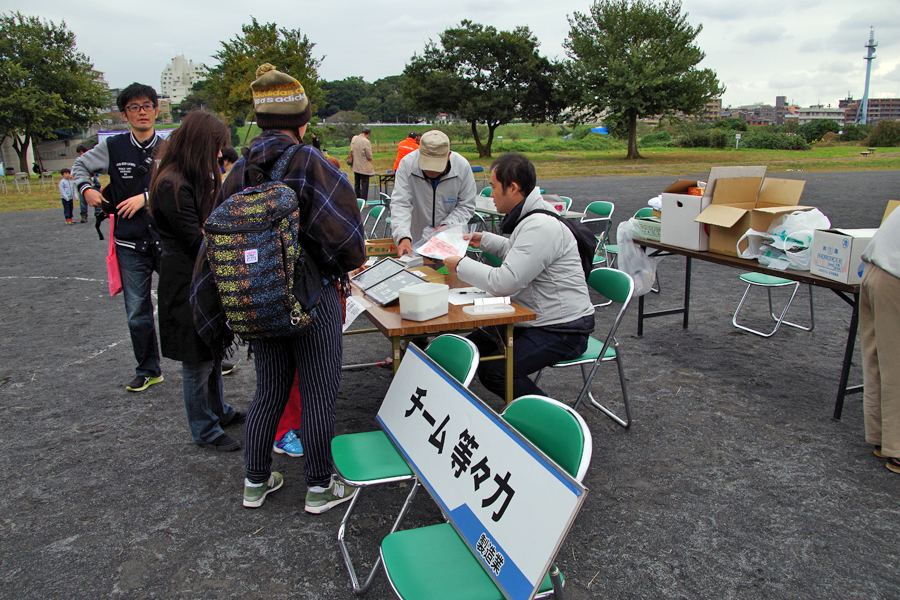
[
  {"xmin": 375, "ymin": 345, "xmax": 591, "ymax": 600},
  {"xmin": 861, "ymin": 151, "xmax": 871, "ymax": 157}
]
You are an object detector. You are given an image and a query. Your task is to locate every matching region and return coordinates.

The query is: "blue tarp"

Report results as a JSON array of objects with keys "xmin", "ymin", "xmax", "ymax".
[{"xmin": 590, "ymin": 127, "xmax": 609, "ymax": 135}]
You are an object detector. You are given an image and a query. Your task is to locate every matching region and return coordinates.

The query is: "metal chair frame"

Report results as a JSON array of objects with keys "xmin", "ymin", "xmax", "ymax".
[
  {"xmin": 534, "ymin": 268, "xmax": 635, "ymax": 428},
  {"xmin": 732, "ymin": 273, "xmax": 815, "ymax": 338},
  {"xmin": 39, "ymin": 171, "xmax": 55, "ymax": 191},
  {"xmin": 470, "ymin": 165, "xmax": 488, "ymax": 190},
  {"xmin": 13, "ymin": 172, "xmax": 31, "ymax": 193},
  {"xmin": 334, "ymin": 335, "xmax": 479, "ymax": 594}
]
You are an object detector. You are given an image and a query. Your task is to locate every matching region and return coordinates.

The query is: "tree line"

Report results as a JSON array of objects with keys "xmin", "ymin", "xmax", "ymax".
[{"xmin": 2, "ymin": 0, "xmax": 724, "ymax": 167}]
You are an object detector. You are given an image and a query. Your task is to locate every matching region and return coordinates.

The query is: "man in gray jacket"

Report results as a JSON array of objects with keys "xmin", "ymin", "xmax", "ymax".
[
  {"xmin": 391, "ymin": 130, "xmax": 476, "ymax": 257},
  {"xmin": 444, "ymin": 153, "xmax": 594, "ymax": 400}
]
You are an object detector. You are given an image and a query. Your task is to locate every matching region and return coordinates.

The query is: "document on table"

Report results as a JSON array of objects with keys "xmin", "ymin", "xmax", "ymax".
[{"xmin": 449, "ymin": 286, "xmax": 493, "ymax": 305}]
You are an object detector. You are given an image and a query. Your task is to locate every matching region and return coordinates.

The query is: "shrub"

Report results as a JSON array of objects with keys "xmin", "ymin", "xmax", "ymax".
[
  {"xmin": 839, "ymin": 123, "xmax": 872, "ymax": 142},
  {"xmin": 740, "ymin": 132, "xmax": 810, "ymax": 150},
  {"xmin": 713, "ymin": 117, "xmax": 748, "ymax": 131},
  {"xmin": 639, "ymin": 131, "xmax": 674, "ymax": 147},
  {"xmin": 797, "ymin": 119, "xmax": 840, "ymax": 143},
  {"xmin": 864, "ymin": 120, "xmax": 900, "ymax": 147}
]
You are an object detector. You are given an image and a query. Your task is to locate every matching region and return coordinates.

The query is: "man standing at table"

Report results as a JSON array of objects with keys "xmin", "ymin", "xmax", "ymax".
[
  {"xmin": 859, "ymin": 207, "xmax": 900, "ymax": 474},
  {"xmin": 444, "ymin": 153, "xmax": 594, "ymax": 400},
  {"xmin": 391, "ymin": 130, "xmax": 476, "ymax": 257},
  {"xmin": 350, "ymin": 127, "xmax": 374, "ymax": 201}
]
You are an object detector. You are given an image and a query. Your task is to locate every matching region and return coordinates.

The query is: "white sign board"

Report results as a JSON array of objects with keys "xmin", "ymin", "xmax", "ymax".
[{"xmin": 378, "ymin": 346, "xmax": 586, "ymax": 600}]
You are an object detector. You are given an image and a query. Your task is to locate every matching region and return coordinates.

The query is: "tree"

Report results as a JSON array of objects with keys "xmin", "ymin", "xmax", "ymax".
[
  {"xmin": 319, "ymin": 77, "xmax": 369, "ymax": 118},
  {"xmin": 0, "ymin": 13, "xmax": 107, "ymax": 172},
  {"xmin": 327, "ymin": 110, "xmax": 368, "ymax": 141},
  {"xmin": 204, "ymin": 17, "xmax": 323, "ymax": 127},
  {"xmin": 565, "ymin": 0, "xmax": 724, "ymax": 159},
  {"xmin": 404, "ymin": 20, "xmax": 568, "ymax": 158},
  {"xmin": 797, "ymin": 119, "xmax": 839, "ymax": 143}
]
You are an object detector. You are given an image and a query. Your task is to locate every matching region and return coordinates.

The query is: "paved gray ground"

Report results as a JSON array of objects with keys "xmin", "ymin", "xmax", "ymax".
[{"xmin": 1, "ymin": 169, "xmax": 899, "ymax": 599}]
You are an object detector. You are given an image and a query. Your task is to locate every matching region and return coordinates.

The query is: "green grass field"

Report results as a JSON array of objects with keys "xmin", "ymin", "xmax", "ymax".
[{"xmin": 3, "ymin": 142, "xmax": 895, "ymax": 214}]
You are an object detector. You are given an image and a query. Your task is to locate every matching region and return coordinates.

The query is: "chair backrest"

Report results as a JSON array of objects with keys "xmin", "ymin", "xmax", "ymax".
[
  {"xmin": 501, "ymin": 395, "xmax": 592, "ymax": 482},
  {"xmin": 467, "ymin": 212, "xmax": 488, "ymax": 233},
  {"xmin": 14, "ymin": 172, "xmax": 28, "ymax": 183},
  {"xmin": 583, "ymin": 201, "xmax": 614, "ymax": 220},
  {"xmin": 479, "ymin": 186, "xmax": 492, "ymax": 197},
  {"xmin": 634, "ymin": 207, "xmax": 654, "ymax": 219},
  {"xmin": 380, "ymin": 192, "xmax": 392, "ymax": 207},
  {"xmin": 559, "ymin": 196, "xmax": 573, "ymax": 211},
  {"xmin": 425, "ymin": 334, "xmax": 480, "ymax": 387},
  {"xmin": 588, "ymin": 267, "xmax": 634, "ymax": 360},
  {"xmin": 41, "ymin": 171, "xmax": 53, "ymax": 181},
  {"xmin": 481, "ymin": 251, "xmax": 503, "ymax": 267},
  {"xmin": 357, "ymin": 198, "xmax": 365, "ymax": 212}
]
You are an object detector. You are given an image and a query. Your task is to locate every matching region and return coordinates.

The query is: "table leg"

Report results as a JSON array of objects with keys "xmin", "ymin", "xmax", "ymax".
[
  {"xmin": 391, "ymin": 337, "xmax": 402, "ymax": 375},
  {"xmin": 833, "ymin": 291, "xmax": 861, "ymax": 420},
  {"xmin": 683, "ymin": 257, "xmax": 692, "ymax": 328},
  {"xmin": 505, "ymin": 323, "xmax": 514, "ymax": 405}
]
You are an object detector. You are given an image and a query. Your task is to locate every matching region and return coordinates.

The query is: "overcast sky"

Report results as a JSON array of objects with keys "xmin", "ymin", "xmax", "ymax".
[{"xmin": 17, "ymin": 0, "xmax": 900, "ymax": 109}]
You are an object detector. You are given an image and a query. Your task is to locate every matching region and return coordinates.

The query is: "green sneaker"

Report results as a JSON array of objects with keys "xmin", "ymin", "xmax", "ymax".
[
  {"xmin": 243, "ymin": 472, "xmax": 284, "ymax": 508},
  {"xmin": 125, "ymin": 375, "xmax": 164, "ymax": 392},
  {"xmin": 304, "ymin": 477, "xmax": 357, "ymax": 514}
]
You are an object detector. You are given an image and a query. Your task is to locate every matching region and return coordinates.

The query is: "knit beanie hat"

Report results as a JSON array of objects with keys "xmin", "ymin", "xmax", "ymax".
[{"xmin": 251, "ymin": 63, "xmax": 312, "ymax": 129}]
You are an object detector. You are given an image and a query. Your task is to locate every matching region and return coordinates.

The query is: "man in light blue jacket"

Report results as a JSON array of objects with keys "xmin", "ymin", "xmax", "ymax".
[{"xmin": 445, "ymin": 153, "xmax": 594, "ymax": 400}]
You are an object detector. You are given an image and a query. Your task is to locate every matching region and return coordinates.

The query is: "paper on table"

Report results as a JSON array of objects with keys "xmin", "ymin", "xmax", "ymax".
[
  {"xmin": 342, "ymin": 296, "xmax": 370, "ymax": 331},
  {"xmin": 448, "ymin": 286, "xmax": 493, "ymax": 305}
]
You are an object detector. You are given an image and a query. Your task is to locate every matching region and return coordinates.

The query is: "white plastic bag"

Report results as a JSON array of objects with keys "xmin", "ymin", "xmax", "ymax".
[
  {"xmin": 616, "ymin": 220, "xmax": 663, "ymax": 296},
  {"xmin": 736, "ymin": 208, "xmax": 830, "ymax": 271}
]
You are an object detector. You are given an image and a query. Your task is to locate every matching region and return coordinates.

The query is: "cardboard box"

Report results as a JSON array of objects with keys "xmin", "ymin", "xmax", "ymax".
[
  {"xmin": 695, "ymin": 177, "xmax": 811, "ymax": 257},
  {"xmin": 660, "ymin": 180, "xmax": 711, "ymax": 250},
  {"xmin": 810, "ymin": 229, "xmax": 877, "ymax": 284},
  {"xmin": 407, "ymin": 265, "xmax": 446, "ymax": 284},
  {"xmin": 631, "ymin": 216, "xmax": 661, "ymax": 241},
  {"xmin": 365, "ymin": 238, "xmax": 397, "ymax": 257},
  {"xmin": 883, "ymin": 200, "xmax": 899, "ymax": 224}
]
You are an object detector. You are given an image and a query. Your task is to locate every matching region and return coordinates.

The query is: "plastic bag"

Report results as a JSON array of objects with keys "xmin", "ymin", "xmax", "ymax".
[
  {"xmin": 616, "ymin": 220, "xmax": 663, "ymax": 296},
  {"xmin": 737, "ymin": 208, "xmax": 830, "ymax": 271},
  {"xmin": 411, "ymin": 224, "xmax": 470, "ymax": 260}
]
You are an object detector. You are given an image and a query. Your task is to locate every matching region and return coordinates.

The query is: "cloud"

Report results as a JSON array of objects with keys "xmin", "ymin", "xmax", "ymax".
[
  {"xmin": 734, "ymin": 26, "xmax": 788, "ymax": 45},
  {"xmin": 882, "ymin": 63, "xmax": 900, "ymax": 83}
]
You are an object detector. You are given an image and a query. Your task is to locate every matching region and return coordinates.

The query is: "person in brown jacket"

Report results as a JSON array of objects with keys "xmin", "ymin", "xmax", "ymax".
[{"xmin": 350, "ymin": 127, "xmax": 374, "ymax": 200}]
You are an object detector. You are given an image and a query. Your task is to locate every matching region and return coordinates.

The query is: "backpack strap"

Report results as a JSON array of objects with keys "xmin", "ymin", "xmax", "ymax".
[{"xmin": 269, "ymin": 143, "xmax": 303, "ymax": 182}]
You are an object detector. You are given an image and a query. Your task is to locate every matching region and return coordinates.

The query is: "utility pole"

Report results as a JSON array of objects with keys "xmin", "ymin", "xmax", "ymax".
[{"xmin": 856, "ymin": 28, "xmax": 877, "ymax": 124}]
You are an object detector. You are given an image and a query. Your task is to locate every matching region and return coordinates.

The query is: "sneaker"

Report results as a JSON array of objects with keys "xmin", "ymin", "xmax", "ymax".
[
  {"xmin": 273, "ymin": 430, "xmax": 304, "ymax": 457},
  {"xmin": 243, "ymin": 472, "xmax": 284, "ymax": 508},
  {"xmin": 874, "ymin": 446, "xmax": 885, "ymax": 459},
  {"xmin": 125, "ymin": 375, "xmax": 164, "ymax": 392},
  {"xmin": 224, "ymin": 410, "xmax": 247, "ymax": 426},
  {"xmin": 80, "ymin": 216, "xmax": 87, "ymax": 223},
  {"xmin": 305, "ymin": 477, "xmax": 357, "ymax": 514},
  {"xmin": 66, "ymin": 219, "xmax": 74, "ymax": 225},
  {"xmin": 221, "ymin": 362, "xmax": 237, "ymax": 375},
  {"xmin": 887, "ymin": 457, "xmax": 900, "ymax": 474},
  {"xmin": 199, "ymin": 433, "xmax": 241, "ymax": 452}
]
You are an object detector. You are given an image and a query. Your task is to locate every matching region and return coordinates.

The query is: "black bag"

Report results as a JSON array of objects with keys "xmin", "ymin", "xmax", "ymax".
[{"xmin": 523, "ymin": 209, "xmax": 597, "ymax": 281}]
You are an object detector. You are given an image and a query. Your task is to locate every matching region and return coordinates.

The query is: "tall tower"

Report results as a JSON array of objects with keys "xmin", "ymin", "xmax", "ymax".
[{"xmin": 856, "ymin": 28, "xmax": 877, "ymax": 124}]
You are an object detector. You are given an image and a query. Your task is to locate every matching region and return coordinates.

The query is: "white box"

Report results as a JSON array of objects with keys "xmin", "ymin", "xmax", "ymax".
[
  {"xmin": 660, "ymin": 180, "xmax": 711, "ymax": 250},
  {"xmin": 631, "ymin": 216, "xmax": 661, "ymax": 241},
  {"xmin": 399, "ymin": 282, "xmax": 449, "ymax": 321},
  {"xmin": 810, "ymin": 229, "xmax": 877, "ymax": 284}
]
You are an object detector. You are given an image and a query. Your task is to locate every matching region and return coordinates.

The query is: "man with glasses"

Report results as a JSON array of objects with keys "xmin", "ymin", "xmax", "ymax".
[{"xmin": 73, "ymin": 83, "xmax": 166, "ymax": 393}]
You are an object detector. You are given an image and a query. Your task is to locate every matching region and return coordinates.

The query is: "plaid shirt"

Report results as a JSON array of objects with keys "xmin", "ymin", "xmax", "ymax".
[{"xmin": 219, "ymin": 131, "xmax": 365, "ymax": 279}]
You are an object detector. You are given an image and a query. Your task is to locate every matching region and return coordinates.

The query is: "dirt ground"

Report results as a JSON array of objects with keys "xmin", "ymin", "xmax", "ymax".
[{"xmin": 1, "ymin": 170, "xmax": 899, "ymax": 599}]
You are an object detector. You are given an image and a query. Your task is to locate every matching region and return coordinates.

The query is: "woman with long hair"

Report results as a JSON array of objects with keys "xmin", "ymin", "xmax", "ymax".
[{"xmin": 149, "ymin": 109, "xmax": 244, "ymax": 451}]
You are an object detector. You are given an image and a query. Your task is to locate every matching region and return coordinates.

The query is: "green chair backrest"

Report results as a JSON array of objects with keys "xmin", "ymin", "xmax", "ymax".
[
  {"xmin": 357, "ymin": 198, "xmax": 365, "ymax": 212},
  {"xmin": 369, "ymin": 205, "xmax": 385, "ymax": 219},
  {"xmin": 634, "ymin": 207, "xmax": 654, "ymax": 218},
  {"xmin": 480, "ymin": 186, "xmax": 492, "ymax": 197},
  {"xmin": 502, "ymin": 395, "xmax": 590, "ymax": 480},
  {"xmin": 559, "ymin": 196, "xmax": 573, "ymax": 211},
  {"xmin": 481, "ymin": 251, "xmax": 503, "ymax": 267},
  {"xmin": 585, "ymin": 201, "xmax": 614, "ymax": 219},
  {"xmin": 588, "ymin": 267, "xmax": 633, "ymax": 304},
  {"xmin": 425, "ymin": 335, "xmax": 478, "ymax": 386}
]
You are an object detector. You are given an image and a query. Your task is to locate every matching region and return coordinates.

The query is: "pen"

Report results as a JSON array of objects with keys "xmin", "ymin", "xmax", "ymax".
[{"xmin": 458, "ymin": 291, "xmax": 487, "ymax": 295}]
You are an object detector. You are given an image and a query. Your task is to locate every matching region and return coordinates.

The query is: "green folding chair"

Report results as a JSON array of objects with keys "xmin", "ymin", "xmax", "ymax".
[
  {"xmin": 379, "ymin": 394, "xmax": 592, "ymax": 600},
  {"xmin": 333, "ymin": 335, "xmax": 480, "ymax": 594},
  {"xmin": 480, "ymin": 186, "xmax": 493, "ymax": 197},
  {"xmin": 534, "ymin": 268, "xmax": 635, "ymax": 428},
  {"xmin": 581, "ymin": 201, "xmax": 615, "ymax": 269},
  {"xmin": 732, "ymin": 272, "xmax": 814, "ymax": 337}
]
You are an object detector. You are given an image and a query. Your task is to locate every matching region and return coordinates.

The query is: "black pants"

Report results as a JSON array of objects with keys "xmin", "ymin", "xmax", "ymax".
[
  {"xmin": 354, "ymin": 173, "xmax": 370, "ymax": 201},
  {"xmin": 245, "ymin": 284, "xmax": 344, "ymax": 486}
]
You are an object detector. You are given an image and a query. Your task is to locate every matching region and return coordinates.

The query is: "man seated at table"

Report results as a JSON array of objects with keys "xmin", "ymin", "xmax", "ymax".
[
  {"xmin": 391, "ymin": 130, "xmax": 476, "ymax": 257},
  {"xmin": 444, "ymin": 153, "xmax": 595, "ymax": 400}
]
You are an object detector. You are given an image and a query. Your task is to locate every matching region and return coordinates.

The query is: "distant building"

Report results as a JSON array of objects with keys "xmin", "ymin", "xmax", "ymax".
[
  {"xmin": 160, "ymin": 55, "xmax": 207, "ymax": 106},
  {"xmin": 840, "ymin": 96, "xmax": 900, "ymax": 125},
  {"xmin": 792, "ymin": 105, "xmax": 846, "ymax": 126}
]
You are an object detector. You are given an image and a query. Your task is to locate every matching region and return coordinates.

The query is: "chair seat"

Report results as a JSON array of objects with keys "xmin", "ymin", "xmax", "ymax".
[
  {"xmin": 381, "ymin": 523, "xmax": 556, "ymax": 600},
  {"xmin": 554, "ymin": 336, "xmax": 616, "ymax": 365},
  {"xmin": 332, "ymin": 431, "xmax": 413, "ymax": 484},
  {"xmin": 605, "ymin": 244, "xmax": 618, "ymax": 254},
  {"xmin": 739, "ymin": 272, "xmax": 793, "ymax": 286}
]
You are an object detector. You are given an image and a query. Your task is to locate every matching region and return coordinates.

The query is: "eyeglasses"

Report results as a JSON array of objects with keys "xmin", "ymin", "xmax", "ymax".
[{"xmin": 124, "ymin": 103, "xmax": 156, "ymax": 113}]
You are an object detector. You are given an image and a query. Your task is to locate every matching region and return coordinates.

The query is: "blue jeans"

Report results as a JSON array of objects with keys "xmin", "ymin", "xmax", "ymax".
[
  {"xmin": 182, "ymin": 359, "xmax": 236, "ymax": 444},
  {"xmin": 116, "ymin": 244, "xmax": 161, "ymax": 378},
  {"xmin": 78, "ymin": 191, "xmax": 102, "ymax": 218},
  {"xmin": 61, "ymin": 198, "xmax": 73, "ymax": 220},
  {"xmin": 468, "ymin": 325, "xmax": 589, "ymax": 400}
]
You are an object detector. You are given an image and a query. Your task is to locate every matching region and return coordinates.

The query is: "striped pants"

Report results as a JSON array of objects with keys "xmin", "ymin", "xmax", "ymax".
[{"xmin": 245, "ymin": 283, "xmax": 343, "ymax": 487}]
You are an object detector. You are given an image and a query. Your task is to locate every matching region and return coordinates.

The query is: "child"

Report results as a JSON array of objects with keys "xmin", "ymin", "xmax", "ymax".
[{"xmin": 59, "ymin": 169, "xmax": 76, "ymax": 225}]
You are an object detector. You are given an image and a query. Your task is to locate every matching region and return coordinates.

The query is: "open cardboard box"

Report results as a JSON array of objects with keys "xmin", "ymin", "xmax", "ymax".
[
  {"xmin": 811, "ymin": 228, "xmax": 877, "ymax": 284},
  {"xmin": 658, "ymin": 166, "xmax": 768, "ymax": 251},
  {"xmin": 694, "ymin": 176, "xmax": 811, "ymax": 257}
]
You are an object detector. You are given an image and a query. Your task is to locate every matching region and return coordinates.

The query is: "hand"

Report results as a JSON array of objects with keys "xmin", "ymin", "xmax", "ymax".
[
  {"xmin": 83, "ymin": 188, "xmax": 103, "ymax": 208},
  {"xmin": 397, "ymin": 239, "xmax": 414, "ymax": 257},
  {"xmin": 444, "ymin": 256, "xmax": 461, "ymax": 274},
  {"xmin": 463, "ymin": 231, "xmax": 483, "ymax": 249},
  {"xmin": 117, "ymin": 193, "xmax": 146, "ymax": 219}
]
